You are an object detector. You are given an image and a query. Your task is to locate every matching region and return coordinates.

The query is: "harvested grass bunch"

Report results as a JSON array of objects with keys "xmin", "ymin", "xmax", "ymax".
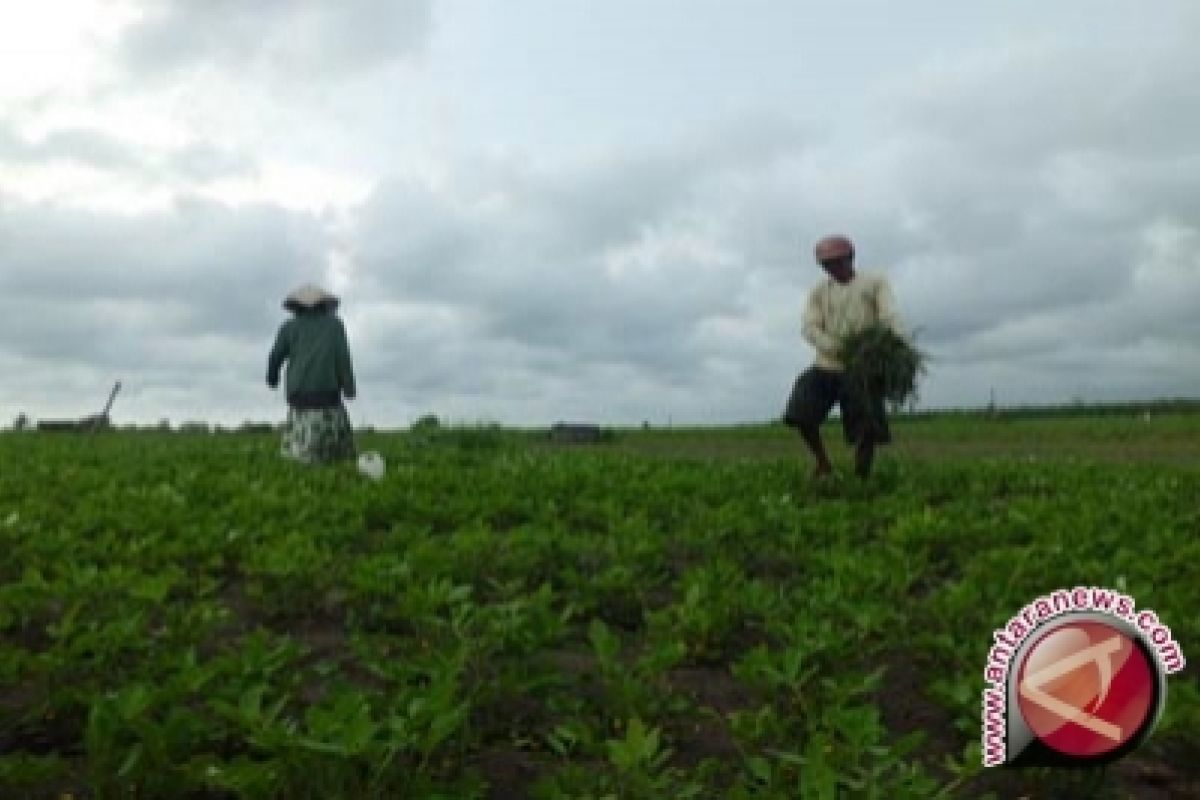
[{"xmin": 838, "ymin": 324, "xmax": 927, "ymax": 410}]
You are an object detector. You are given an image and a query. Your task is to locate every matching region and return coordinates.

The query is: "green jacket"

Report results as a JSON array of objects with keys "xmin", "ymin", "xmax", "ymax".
[{"xmin": 267, "ymin": 311, "xmax": 357, "ymax": 404}]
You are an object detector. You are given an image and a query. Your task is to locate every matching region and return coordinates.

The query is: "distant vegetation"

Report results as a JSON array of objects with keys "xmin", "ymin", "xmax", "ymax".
[{"xmin": 899, "ymin": 397, "xmax": 1200, "ymax": 421}]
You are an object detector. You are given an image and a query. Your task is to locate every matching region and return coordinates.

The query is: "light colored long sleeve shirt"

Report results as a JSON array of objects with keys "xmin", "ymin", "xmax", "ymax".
[{"xmin": 802, "ymin": 271, "xmax": 903, "ymax": 371}]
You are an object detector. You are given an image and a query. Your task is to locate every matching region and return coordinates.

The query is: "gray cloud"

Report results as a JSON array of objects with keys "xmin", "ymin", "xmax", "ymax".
[
  {"xmin": 886, "ymin": 38, "xmax": 1200, "ymax": 166},
  {"xmin": 165, "ymin": 143, "xmax": 259, "ymax": 181},
  {"xmin": 0, "ymin": 197, "xmax": 335, "ymax": 423},
  {"xmin": 0, "ymin": 121, "xmax": 255, "ymax": 182},
  {"xmin": 120, "ymin": 0, "xmax": 434, "ymax": 79},
  {"xmin": 348, "ymin": 133, "xmax": 783, "ymax": 385},
  {"xmin": 0, "ymin": 125, "xmax": 141, "ymax": 170}
]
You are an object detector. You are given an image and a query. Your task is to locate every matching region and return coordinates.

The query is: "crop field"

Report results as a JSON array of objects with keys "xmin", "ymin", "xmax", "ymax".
[{"xmin": 1, "ymin": 416, "xmax": 1198, "ymax": 799}]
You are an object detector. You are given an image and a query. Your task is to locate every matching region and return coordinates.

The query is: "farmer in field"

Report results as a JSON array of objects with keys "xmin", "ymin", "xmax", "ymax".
[
  {"xmin": 785, "ymin": 235, "xmax": 905, "ymax": 479},
  {"xmin": 266, "ymin": 284, "xmax": 357, "ymax": 464}
]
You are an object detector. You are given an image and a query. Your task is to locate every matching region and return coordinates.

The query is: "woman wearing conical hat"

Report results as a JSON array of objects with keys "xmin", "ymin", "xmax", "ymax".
[{"xmin": 266, "ymin": 284, "xmax": 357, "ymax": 464}]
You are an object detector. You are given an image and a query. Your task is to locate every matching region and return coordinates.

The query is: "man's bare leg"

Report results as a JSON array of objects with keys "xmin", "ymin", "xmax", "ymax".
[
  {"xmin": 854, "ymin": 434, "xmax": 875, "ymax": 479},
  {"xmin": 800, "ymin": 423, "xmax": 834, "ymax": 476}
]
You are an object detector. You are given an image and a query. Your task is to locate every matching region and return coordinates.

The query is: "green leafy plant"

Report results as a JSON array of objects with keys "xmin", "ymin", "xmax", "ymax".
[{"xmin": 838, "ymin": 323, "xmax": 927, "ymax": 412}]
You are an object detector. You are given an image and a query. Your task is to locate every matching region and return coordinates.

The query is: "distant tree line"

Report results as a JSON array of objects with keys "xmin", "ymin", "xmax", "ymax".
[{"xmin": 891, "ymin": 397, "xmax": 1200, "ymax": 421}]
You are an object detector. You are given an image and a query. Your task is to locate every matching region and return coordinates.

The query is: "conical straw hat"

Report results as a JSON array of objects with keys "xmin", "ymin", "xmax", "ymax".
[{"xmin": 283, "ymin": 283, "xmax": 339, "ymax": 312}]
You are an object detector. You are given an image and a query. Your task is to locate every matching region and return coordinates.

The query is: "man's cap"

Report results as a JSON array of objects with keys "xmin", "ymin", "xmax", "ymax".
[{"xmin": 814, "ymin": 235, "xmax": 854, "ymax": 264}]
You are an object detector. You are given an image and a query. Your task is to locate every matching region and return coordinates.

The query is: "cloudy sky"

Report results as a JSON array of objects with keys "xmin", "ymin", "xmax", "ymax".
[{"xmin": 2, "ymin": 1, "xmax": 1199, "ymax": 427}]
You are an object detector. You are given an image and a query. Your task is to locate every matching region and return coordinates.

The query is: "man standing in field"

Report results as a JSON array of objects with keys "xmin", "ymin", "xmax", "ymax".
[{"xmin": 784, "ymin": 235, "xmax": 904, "ymax": 479}]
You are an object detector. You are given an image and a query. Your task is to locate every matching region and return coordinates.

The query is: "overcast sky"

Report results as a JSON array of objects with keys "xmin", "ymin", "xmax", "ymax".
[{"xmin": 2, "ymin": 1, "xmax": 1198, "ymax": 427}]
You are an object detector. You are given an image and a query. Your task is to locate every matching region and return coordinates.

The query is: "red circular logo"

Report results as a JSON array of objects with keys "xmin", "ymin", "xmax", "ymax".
[{"xmin": 1016, "ymin": 620, "xmax": 1156, "ymax": 759}]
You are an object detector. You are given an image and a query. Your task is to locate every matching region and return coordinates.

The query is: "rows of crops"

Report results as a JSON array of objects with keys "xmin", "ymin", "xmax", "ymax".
[{"xmin": 1, "ymin": 424, "xmax": 1197, "ymax": 798}]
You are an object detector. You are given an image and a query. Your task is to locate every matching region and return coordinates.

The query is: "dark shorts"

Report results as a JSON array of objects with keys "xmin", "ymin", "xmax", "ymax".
[{"xmin": 783, "ymin": 367, "xmax": 891, "ymax": 445}]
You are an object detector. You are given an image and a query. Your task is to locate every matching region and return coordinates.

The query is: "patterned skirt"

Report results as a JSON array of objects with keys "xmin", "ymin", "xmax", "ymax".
[{"xmin": 280, "ymin": 406, "xmax": 356, "ymax": 464}]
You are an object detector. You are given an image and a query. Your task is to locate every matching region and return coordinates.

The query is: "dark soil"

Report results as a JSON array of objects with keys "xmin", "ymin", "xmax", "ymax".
[{"xmin": 664, "ymin": 666, "xmax": 751, "ymax": 769}]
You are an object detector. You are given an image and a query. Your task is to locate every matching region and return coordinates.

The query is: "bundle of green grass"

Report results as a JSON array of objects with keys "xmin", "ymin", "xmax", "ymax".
[{"xmin": 838, "ymin": 324, "xmax": 927, "ymax": 411}]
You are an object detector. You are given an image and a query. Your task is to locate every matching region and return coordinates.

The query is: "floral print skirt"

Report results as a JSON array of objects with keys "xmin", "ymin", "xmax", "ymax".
[{"xmin": 280, "ymin": 406, "xmax": 356, "ymax": 464}]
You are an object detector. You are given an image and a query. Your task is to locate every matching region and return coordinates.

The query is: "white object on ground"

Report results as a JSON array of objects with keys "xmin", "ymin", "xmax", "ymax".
[{"xmin": 357, "ymin": 451, "xmax": 386, "ymax": 480}]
